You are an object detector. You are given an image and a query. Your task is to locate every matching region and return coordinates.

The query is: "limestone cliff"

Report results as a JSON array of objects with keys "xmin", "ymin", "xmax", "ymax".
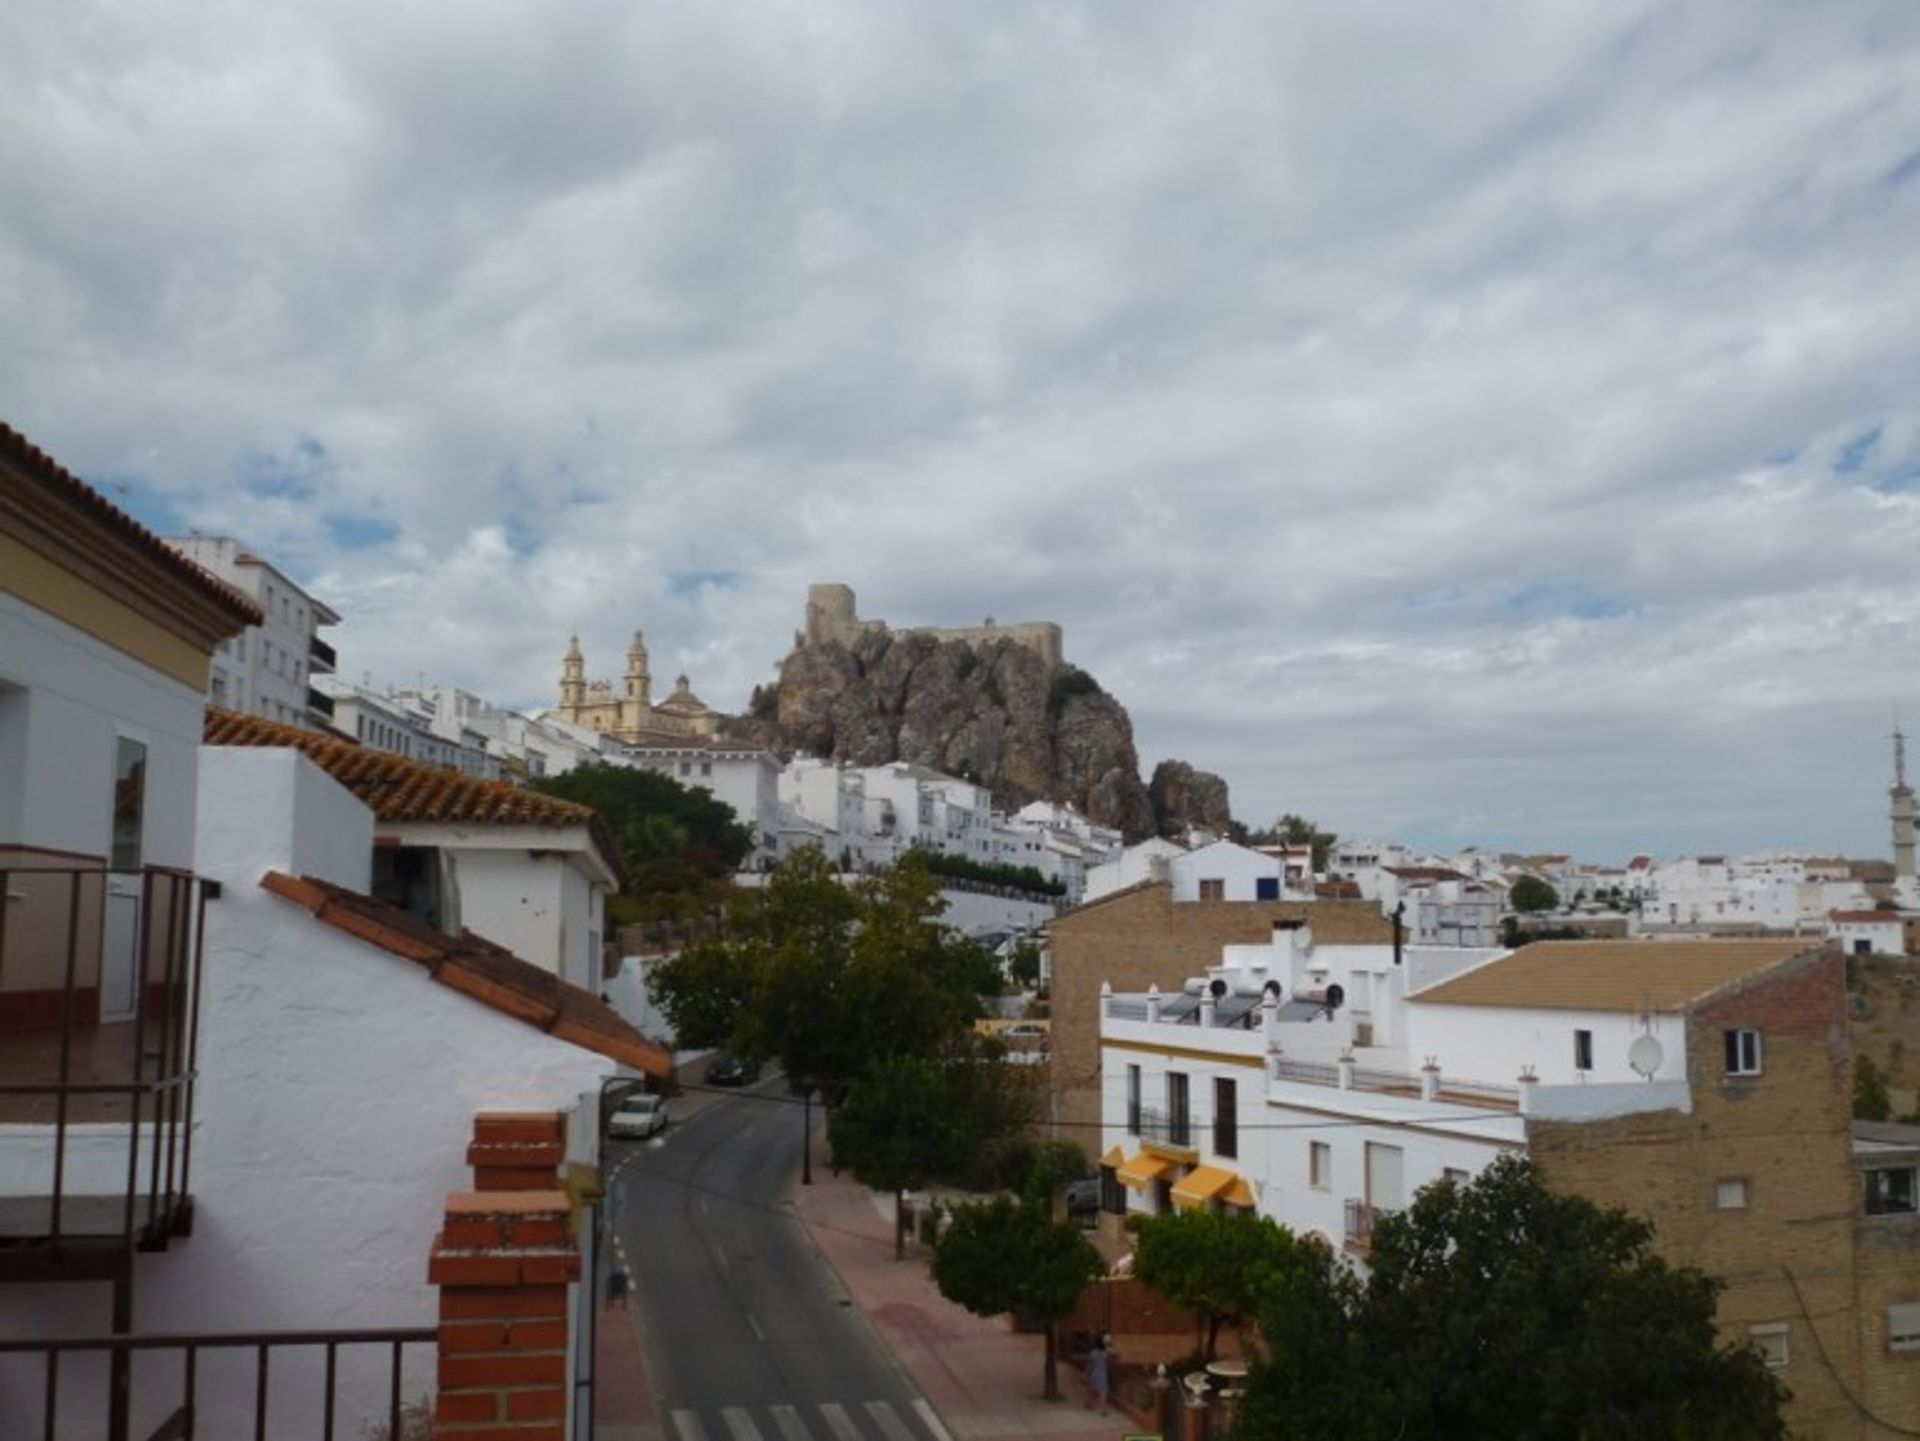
[
  {"xmin": 1149, "ymin": 759, "xmax": 1234, "ymax": 838},
  {"xmin": 729, "ymin": 630, "xmax": 1192, "ymax": 840}
]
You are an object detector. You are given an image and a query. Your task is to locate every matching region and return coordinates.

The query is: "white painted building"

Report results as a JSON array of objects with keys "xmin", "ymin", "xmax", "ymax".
[
  {"xmin": 1083, "ymin": 837, "xmax": 1188, "ymax": 902},
  {"xmin": 1099, "ymin": 932, "xmax": 1814, "ymax": 1257},
  {"xmin": 166, "ymin": 535, "xmax": 340, "ymax": 731},
  {"xmin": 1828, "ymin": 909, "xmax": 1906, "ymax": 956},
  {"xmin": 1168, "ymin": 838, "xmax": 1291, "ymax": 903}
]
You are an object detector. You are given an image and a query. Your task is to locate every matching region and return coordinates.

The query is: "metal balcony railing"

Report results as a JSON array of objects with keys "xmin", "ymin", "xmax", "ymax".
[
  {"xmin": 1136, "ymin": 1105, "xmax": 1191, "ymax": 1149},
  {"xmin": 0, "ymin": 1325, "xmax": 437, "ymax": 1441},
  {"xmin": 1343, "ymin": 1198, "xmax": 1380, "ymax": 1253},
  {"xmin": 305, "ymin": 685, "xmax": 336, "ymax": 722},
  {"xmin": 307, "ymin": 634, "xmax": 338, "ymax": 673},
  {"xmin": 0, "ymin": 865, "xmax": 208, "ymax": 1252}
]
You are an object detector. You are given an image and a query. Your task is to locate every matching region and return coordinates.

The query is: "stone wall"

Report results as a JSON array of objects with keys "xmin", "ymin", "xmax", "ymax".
[
  {"xmin": 803, "ymin": 582, "xmax": 1064, "ymax": 669},
  {"xmin": 1047, "ymin": 883, "xmax": 1392, "ymax": 1141}
]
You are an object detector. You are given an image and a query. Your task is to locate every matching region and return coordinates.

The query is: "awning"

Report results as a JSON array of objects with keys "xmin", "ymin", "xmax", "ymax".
[
  {"xmin": 1171, "ymin": 1164, "xmax": 1238, "ymax": 1210},
  {"xmin": 1221, "ymin": 1176, "xmax": 1256, "ymax": 1209},
  {"xmin": 1116, "ymin": 1152, "xmax": 1175, "ymax": 1190},
  {"xmin": 1101, "ymin": 1145, "xmax": 1127, "ymax": 1169}
]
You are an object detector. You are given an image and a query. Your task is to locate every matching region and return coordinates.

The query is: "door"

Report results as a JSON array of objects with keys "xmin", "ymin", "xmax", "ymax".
[{"xmin": 102, "ymin": 737, "xmax": 147, "ymax": 1022}]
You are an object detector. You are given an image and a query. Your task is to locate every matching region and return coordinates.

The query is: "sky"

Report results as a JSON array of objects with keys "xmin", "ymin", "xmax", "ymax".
[{"xmin": 5, "ymin": 2, "xmax": 1920, "ymax": 861}]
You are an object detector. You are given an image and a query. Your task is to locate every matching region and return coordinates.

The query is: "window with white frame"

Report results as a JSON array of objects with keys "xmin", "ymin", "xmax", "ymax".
[
  {"xmin": 1714, "ymin": 1178, "xmax": 1750, "ymax": 1210},
  {"xmin": 1748, "ymin": 1323, "xmax": 1790, "ymax": 1369},
  {"xmin": 1889, "ymin": 1302, "xmax": 1920, "ymax": 1353},
  {"xmin": 1724, "ymin": 1028, "xmax": 1763, "ymax": 1077}
]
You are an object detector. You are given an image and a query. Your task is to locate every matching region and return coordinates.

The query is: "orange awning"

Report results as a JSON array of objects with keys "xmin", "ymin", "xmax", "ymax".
[
  {"xmin": 1171, "ymin": 1164, "xmax": 1239, "ymax": 1211},
  {"xmin": 1117, "ymin": 1152, "xmax": 1175, "ymax": 1190},
  {"xmin": 1221, "ymin": 1176, "xmax": 1257, "ymax": 1209},
  {"xmin": 1102, "ymin": 1145, "xmax": 1127, "ymax": 1169}
]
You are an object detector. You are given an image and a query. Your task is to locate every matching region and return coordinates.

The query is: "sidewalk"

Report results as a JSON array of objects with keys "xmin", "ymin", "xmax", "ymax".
[{"xmin": 790, "ymin": 1136, "xmax": 1139, "ymax": 1441}]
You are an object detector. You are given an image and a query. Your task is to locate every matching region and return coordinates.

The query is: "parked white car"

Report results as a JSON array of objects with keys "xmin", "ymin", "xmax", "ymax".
[{"xmin": 609, "ymin": 1094, "xmax": 668, "ymax": 1139}]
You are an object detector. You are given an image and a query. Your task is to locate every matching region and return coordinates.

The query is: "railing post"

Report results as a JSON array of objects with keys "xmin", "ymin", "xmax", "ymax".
[
  {"xmin": 1146, "ymin": 984, "xmax": 1161, "ymax": 1024},
  {"xmin": 1337, "ymin": 1053, "xmax": 1355, "ymax": 1090}
]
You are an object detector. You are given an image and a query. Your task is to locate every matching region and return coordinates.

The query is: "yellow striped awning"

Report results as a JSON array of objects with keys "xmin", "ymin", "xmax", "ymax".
[
  {"xmin": 1116, "ymin": 1152, "xmax": 1175, "ymax": 1190},
  {"xmin": 1171, "ymin": 1164, "xmax": 1238, "ymax": 1211},
  {"xmin": 1102, "ymin": 1145, "xmax": 1127, "ymax": 1169},
  {"xmin": 1222, "ymin": 1176, "xmax": 1256, "ymax": 1209}
]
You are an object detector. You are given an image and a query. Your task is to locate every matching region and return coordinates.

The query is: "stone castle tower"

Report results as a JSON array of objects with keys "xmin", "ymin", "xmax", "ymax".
[
  {"xmin": 800, "ymin": 582, "xmax": 1064, "ymax": 669},
  {"xmin": 554, "ymin": 630, "xmax": 720, "ymax": 743}
]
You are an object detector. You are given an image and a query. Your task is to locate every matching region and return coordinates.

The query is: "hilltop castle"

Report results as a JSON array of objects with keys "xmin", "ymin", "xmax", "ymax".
[
  {"xmin": 554, "ymin": 631, "xmax": 723, "ymax": 744},
  {"xmin": 800, "ymin": 583, "xmax": 1064, "ymax": 669}
]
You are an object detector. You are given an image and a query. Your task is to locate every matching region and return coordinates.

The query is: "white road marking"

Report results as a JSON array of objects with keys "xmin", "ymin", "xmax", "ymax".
[
  {"xmin": 911, "ymin": 1399, "xmax": 953, "ymax": 1441},
  {"xmin": 769, "ymin": 1404, "xmax": 812, "ymax": 1441},
  {"xmin": 713, "ymin": 1244, "xmax": 731, "ymax": 1272},
  {"xmin": 746, "ymin": 1310, "xmax": 766, "ymax": 1341},
  {"xmin": 721, "ymin": 1406, "xmax": 765, "ymax": 1440},
  {"xmin": 817, "ymin": 1403, "xmax": 863, "ymax": 1441},
  {"xmin": 702, "ymin": 1197, "xmax": 711, "ymax": 1215},
  {"xmin": 672, "ymin": 1409, "xmax": 712, "ymax": 1441},
  {"xmin": 864, "ymin": 1400, "xmax": 915, "ymax": 1441}
]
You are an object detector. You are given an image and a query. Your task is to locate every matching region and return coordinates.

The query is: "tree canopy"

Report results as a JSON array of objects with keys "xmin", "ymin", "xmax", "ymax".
[
  {"xmin": 931, "ymin": 1193, "xmax": 1106, "ymax": 1400},
  {"xmin": 1235, "ymin": 813, "xmax": 1337, "ymax": 871},
  {"xmin": 1130, "ymin": 1209, "xmax": 1297, "ymax": 1360},
  {"xmin": 1236, "ymin": 1157, "xmax": 1788, "ymax": 1441},
  {"xmin": 533, "ymin": 762, "xmax": 755, "ymax": 926},
  {"xmin": 647, "ymin": 847, "xmax": 1001, "ymax": 1091},
  {"xmin": 1508, "ymin": 873, "xmax": 1561, "ymax": 914}
]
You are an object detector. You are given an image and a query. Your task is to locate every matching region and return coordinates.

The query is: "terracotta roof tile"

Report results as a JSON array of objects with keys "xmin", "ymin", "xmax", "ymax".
[
  {"xmin": 261, "ymin": 871, "xmax": 670, "ymax": 1079},
  {"xmin": 1830, "ymin": 910, "xmax": 1900, "ymax": 923},
  {"xmin": 2, "ymin": 423, "xmax": 263, "ymax": 624},
  {"xmin": 1410, "ymin": 938, "xmax": 1819, "ymax": 1013},
  {"xmin": 205, "ymin": 705, "xmax": 608, "ymax": 836}
]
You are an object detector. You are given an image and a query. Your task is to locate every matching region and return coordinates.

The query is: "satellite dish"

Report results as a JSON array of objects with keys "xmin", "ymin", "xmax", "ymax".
[
  {"xmin": 1263, "ymin": 979, "xmax": 1282, "ymax": 999},
  {"xmin": 1628, "ymin": 1033, "xmax": 1665, "ymax": 1078},
  {"xmin": 1209, "ymin": 978, "xmax": 1228, "ymax": 999},
  {"xmin": 1324, "ymin": 983, "xmax": 1345, "ymax": 1011}
]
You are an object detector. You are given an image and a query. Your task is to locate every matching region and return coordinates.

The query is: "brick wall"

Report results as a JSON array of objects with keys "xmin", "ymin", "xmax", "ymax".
[
  {"xmin": 428, "ymin": 1112, "xmax": 581, "ymax": 1440},
  {"xmin": 1060, "ymin": 1276, "xmax": 1198, "ymax": 1342},
  {"xmin": 1048, "ymin": 884, "xmax": 1391, "ymax": 1140},
  {"xmin": 1532, "ymin": 950, "xmax": 1884, "ymax": 1441}
]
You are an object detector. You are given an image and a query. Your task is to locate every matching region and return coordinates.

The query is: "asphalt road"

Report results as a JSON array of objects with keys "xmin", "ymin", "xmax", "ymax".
[{"xmin": 606, "ymin": 1084, "xmax": 950, "ymax": 1441}]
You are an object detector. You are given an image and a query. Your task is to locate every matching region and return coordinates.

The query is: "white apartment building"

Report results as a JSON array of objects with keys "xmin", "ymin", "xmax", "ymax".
[
  {"xmin": 1328, "ymin": 838, "xmax": 1413, "ymax": 901},
  {"xmin": 166, "ymin": 535, "xmax": 340, "ymax": 729},
  {"xmin": 1828, "ymin": 909, "xmax": 1907, "ymax": 956},
  {"xmin": 1169, "ymin": 838, "xmax": 1295, "ymax": 903}
]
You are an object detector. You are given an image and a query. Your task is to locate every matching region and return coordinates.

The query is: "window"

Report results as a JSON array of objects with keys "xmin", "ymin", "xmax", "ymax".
[
  {"xmin": 1198, "ymin": 878, "xmax": 1225, "ymax": 902},
  {"xmin": 1724, "ymin": 1028, "xmax": 1764, "ymax": 1077},
  {"xmin": 1889, "ymin": 1302, "xmax": 1920, "ymax": 1353},
  {"xmin": 701, "ymin": 762, "xmax": 712, "ymax": 777},
  {"xmin": 1309, "ymin": 1141, "xmax": 1331, "ymax": 1190},
  {"xmin": 1126, "ymin": 1065, "xmax": 1141, "ymax": 1136},
  {"xmin": 110, "ymin": 737, "xmax": 147, "ymax": 870},
  {"xmin": 1573, "ymin": 1029, "xmax": 1593, "ymax": 1071},
  {"xmin": 1213, "ymin": 1077, "xmax": 1238, "ymax": 1159},
  {"xmin": 1865, "ymin": 1166, "xmax": 1918, "ymax": 1216},
  {"xmin": 1255, "ymin": 877, "xmax": 1279, "ymax": 901},
  {"xmin": 1749, "ymin": 1324, "xmax": 1790, "ymax": 1370},
  {"xmin": 1714, "ymin": 1178, "xmax": 1750, "ymax": 1210},
  {"xmin": 1443, "ymin": 1167, "xmax": 1471, "ymax": 1188},
  {"xmin": 1167, "ymin": 1072, "xmax": 1191, "ymax": 1147}
]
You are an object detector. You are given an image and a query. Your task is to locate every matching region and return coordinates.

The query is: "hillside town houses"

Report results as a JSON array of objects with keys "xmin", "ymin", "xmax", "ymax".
[{"xmin": 7, "ymin": 416, "xmax": 1920, "ymax": 1438}]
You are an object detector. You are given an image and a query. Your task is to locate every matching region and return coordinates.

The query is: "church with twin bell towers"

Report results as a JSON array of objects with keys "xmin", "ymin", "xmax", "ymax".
[{"xmin": 555, "ymin": 630, "xmax": 723, "ymax": 743}]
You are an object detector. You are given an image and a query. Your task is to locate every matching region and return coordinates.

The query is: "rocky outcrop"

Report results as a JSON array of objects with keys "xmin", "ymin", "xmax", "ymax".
[
  {"xmin": 730, "ymin": 632, "xmax": 1183, "ymax": 839},
  {"xmin": 1149, "ymin": 760, "xmax": 1233, "ymax": 839}
]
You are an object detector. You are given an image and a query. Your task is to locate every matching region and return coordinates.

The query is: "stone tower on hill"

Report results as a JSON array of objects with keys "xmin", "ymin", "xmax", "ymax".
[{"xmin": 801, "ymin": 583, "xmax": 1064, "ymax": 670}]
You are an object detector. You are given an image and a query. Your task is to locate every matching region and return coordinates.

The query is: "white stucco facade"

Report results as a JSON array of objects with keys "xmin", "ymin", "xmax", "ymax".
[{"xmin": 1168, "ymin": 839, "xmax": 1286, "ymax": 903}]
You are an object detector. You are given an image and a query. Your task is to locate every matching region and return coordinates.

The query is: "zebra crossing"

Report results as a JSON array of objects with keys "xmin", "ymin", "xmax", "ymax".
[{"xmin": 669, "ymin": 1396, "xmax": 952, "ymax": 1441}]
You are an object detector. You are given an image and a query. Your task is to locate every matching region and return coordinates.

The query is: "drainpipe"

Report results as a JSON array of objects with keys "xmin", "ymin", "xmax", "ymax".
[{"xmin": 1392, "ymin": 902, "xmax": 1405, "ymax": 966}]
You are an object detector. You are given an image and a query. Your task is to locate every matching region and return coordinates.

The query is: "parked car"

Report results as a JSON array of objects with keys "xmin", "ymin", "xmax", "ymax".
[
  {"xmin": 608, "ymin": 1094, "xmax": 669, "ymax": 1139},
  {"xmin": 707, "ymin": 1054, "xmax": 762, "ymax": 1087},
  {"xmin": 1064, "ymin": 1177, "xmax": 1101, "ymax": 1228}
]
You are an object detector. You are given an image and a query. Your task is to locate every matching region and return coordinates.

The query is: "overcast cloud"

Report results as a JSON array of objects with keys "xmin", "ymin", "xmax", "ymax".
[{"xmin": 6, "ymin": 2, "xmax": 1919, "ymax": 859}]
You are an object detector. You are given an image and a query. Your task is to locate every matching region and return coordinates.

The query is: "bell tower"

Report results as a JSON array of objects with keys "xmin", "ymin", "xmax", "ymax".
[
  {"xmin": 621, "ymin": 631, "xmax": 652, "ymax": 736},
  {"xmin": 559, "ymin": 635, "xmax": 586, "ymax": 721},
  {"xmin": 1893, "ymin": 727, "xmax": 1915, "ymax": 880}
]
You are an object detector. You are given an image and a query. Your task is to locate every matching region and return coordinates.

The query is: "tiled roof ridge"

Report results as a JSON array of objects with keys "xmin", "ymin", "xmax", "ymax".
[
  {"xmin": 204, "ymin": 705, "xmax": 603, "ymax": 828},
  {"xmin": 2, "ymin": 422, "xmax": 264, "ymax": 624},
  {"xmin": 260, "ymin": 871, "xmax": 670, "ymax": 1079}
]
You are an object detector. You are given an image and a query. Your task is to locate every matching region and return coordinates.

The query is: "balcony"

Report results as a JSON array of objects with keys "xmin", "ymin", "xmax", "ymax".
[
  {"xmin": 305, "ymin": 685, "xmax": 336, "ymax": 723},
  {"xmin": 0, "ymin": 864, "xmax": 207, "ymax": 1264},
  {"xmin": 1136, "ymin": 1105, "xmax": 1193, "ymax": 1153},
  {"xmin": 307, "ymin": 633, "xmax": 337, "ymax": 674},
  {"xmin": 1343, "ymin": 1199, "xmax": 1380, "ymax": 1255}
]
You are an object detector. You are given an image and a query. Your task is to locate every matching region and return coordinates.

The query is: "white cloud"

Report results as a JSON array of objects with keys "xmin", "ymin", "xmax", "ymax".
[{"xmin": 5, "ymin": 1, "xmax": 1920, "ymax": 857}]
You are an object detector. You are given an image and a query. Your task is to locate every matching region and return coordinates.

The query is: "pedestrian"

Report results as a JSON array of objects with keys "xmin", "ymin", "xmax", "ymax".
[
  {"xmin": 607, "ymin": 1265, "xmax": 629, "ymax": 1308},
  {"xmin": 1084, "ymin": 1334, "xmax": 1111, "ymax": 1414}
]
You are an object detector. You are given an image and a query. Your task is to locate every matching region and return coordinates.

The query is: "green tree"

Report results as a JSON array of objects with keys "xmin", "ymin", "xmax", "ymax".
[
  {"xmin": 1236, "ymin": 813, "xmax": 1338, "ymax": 872},
  {"xmin": 931, "ymin": 1194, "xmax": 1106, "ymax": 1401},
  {"xmin": 828, "ymin": 1049, "xmax": 1034, "ymax": 1257},
  {"xmin": 1237, "ymin": 1157, "xmax": 1788, "ymax": 1440},
  {"xmin": 1854, "ymin": 1053, "xmax": 1893, "ymax": 1122},
  {"xmin": 648, "ymin": 848, "xmax": 999, "ymax": 1093},
  {"xmin": 1007, "ymin": 940, "xmax": 1043, "ymax": 991},
  {"xmin": 1131, "ymin": 1209, "xmax": 1296, "ymax": 1361},
  {"xmin": 1508, "ymin": 874, "xmax": 1560, "ymax": 914}
]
